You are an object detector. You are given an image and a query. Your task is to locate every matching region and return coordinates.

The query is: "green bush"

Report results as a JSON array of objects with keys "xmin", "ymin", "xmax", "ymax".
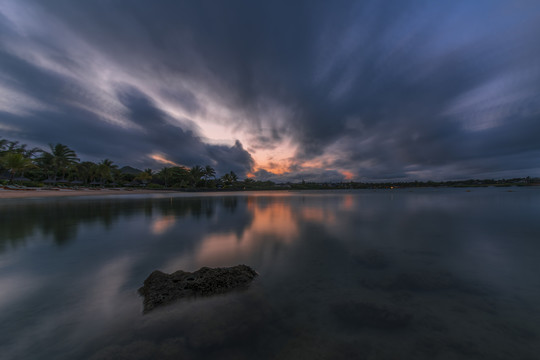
[{"xmin": 146, "ymin": 183, "xmax": 164, "ymax": 189}]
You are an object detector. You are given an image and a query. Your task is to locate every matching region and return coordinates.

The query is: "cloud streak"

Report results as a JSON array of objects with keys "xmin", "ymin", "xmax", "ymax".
[{"xmin": 1, "ymin": 0, "xmax": 539, "ymax": 180}]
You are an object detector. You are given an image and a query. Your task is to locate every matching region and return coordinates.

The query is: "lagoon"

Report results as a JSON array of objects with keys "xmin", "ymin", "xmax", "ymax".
[{"xmin": 1, "ymin": 188, "xmax": 540, "ymax": 359}]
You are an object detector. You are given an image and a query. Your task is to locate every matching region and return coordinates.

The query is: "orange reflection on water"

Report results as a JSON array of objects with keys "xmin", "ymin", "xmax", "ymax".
[
  {"xmin": 246, "ymin": 197, "xmax": 298, "ymax": 240},
  {"xmin": 301, "ymin": 207, "xmax": 336, "ymax": 224},
  {"xmin": 194, "ymin": 233, "xmax": 253, "ymax": 265},
  {"xmin": 151, "ymin": 215, "xmax": 177, "ymax": 235},
  {"xmin": 341, "ymin": 194, "xmax": 355, "ymax": 210},
  {"xmin": 194, "ymin": 197, "xmax": 298, "ymax": 265}
]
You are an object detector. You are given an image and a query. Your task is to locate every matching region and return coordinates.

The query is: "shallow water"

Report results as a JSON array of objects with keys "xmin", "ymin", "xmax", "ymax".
[{"xmin": 1, "ymin": 188, "xmax": 540, "ymax": 359}]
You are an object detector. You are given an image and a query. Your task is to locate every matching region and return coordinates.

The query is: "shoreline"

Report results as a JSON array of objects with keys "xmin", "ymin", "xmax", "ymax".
[
  {"xmin": 0, "ymin": 188, "xmax": 178, "ymax": 199},
  {"xmin": 1, "ymin": 185, "xmax": 536, "ymax": 200}
]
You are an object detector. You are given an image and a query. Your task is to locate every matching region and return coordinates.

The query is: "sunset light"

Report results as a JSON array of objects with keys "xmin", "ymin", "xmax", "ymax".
[
  {"xmin": 149, "ymin": 154, "xmax": 182, "ymax": 167},
  {"xmin": 2, "ymin": 0, "xmax": 539, "ymax": 181},
  {"xmin": 2, "ymin": 2, "xmax": 540, "ymax": 359}
]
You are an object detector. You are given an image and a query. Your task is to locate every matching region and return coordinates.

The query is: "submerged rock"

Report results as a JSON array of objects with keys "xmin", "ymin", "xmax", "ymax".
[{"xmin": 138, "ymin": 264, "xmax": 258, "ymax": 313}]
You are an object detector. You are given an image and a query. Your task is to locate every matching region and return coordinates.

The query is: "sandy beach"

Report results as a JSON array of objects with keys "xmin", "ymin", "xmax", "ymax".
[{"xmin": 0, "ymin": 188, "xmax": 176, "ymax": 199}]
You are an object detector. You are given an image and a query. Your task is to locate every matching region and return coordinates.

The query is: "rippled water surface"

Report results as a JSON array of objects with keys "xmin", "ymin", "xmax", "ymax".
[{"xmin": 1, "ymin": 188, "xmax": 540, "ymax": 359}]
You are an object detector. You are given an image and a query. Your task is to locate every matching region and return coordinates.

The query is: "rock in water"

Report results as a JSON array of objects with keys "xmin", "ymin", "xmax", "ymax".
[{"xmin": 138, "ymin": 264, "xmax": 258, "ymax": 313}]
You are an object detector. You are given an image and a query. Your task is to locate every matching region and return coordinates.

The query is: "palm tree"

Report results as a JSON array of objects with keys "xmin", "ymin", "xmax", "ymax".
[
  {"xmin": 170, "ymin": 166, "xmax": 191, "ymax": 187},
  {"xmin": 190, "ymin": 165, "xmax": 204, "ymax": 187},
  {"xmin": 100, "ymin": 159, "xmax": 117, "ymax": 169},
  {"xmin": 5, "ymin": 140, "xmax": 21, "ymax": 153},
  {"xmin": 221, "ymin": 171, "xmax": 238, "ymax": 185},
  {"xmin": 23, "ymin": 147, "xmax": 42, "ymax": 159},
  {"xmin": 221, "ymin": 171, "xmax": 238, "ymax": 186},
  {"xmin": 0, "ymin": 140, "xmax": 41, "ymax": 158},
  {"xmin": 221, "ymin": 173, "xmax": 231, "ymax": 185},
  {"xmin": 1, "ymin": 153, "xmax": 35, "ymax": 182},
  {"xmin": 203, "ymin": 165, "xmax": 216, "ymax": 183},
  {"xmin": 0, "ymin": 139, "xmax": 9, "ymax": 154},
  {"xmin": 73, "ymin": 161, "xmax": 97, "ymax": 184},
  {"xmin": 0, "ymin": 139, "xmax": 7, "ymax": 172},
  {"xmin": 35, "ymin": 152, "xmax": 55, "ymax": 181},
  {"xmin": 44, "ymin": 143, "xmax": 79, "ymax": 180},
  {"xmin": 97, "ymin": 159, "xmax": 118, "ymax": 184},
  {"xmin": 135, "ymin": 169, "xmax": 153, "ymax": 184},
  {"xmin": 158, "ymin": 167, "xmax": 173, "ymax": 187}
]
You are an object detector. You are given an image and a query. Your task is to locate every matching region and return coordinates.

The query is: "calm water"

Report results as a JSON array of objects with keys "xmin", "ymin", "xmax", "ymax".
[{"xmin": 1, "ymin": 189, "xmax": 540, "ymax": 359}]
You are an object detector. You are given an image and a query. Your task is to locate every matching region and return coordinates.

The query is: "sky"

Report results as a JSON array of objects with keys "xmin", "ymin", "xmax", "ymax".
[{"xmin": 1, "ymin": 0, "xmax": 540, "ymax": 182}]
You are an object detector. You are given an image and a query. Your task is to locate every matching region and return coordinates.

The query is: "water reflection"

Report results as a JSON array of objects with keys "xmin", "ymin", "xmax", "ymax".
[
  {"xmin": 151, "ymin": 215, "xmax": 177, "ymax": 235},
  {"xmin": 341, "ymin": 194, "xmax": 355, "ymax": 210},
  {"xmin": 181, "ymin": 197, "xmax": 299, "ymax": 269},
  {"xmin": 0, "ymin": 196, "xmax": 241, "ymax": 252},
  {"xmin": 1, "ymin": 189, "xmax": 540, "ymax": 359},
  {"xmin": 0, "ymin": 198, "xmax": 152, "ymax": 250}
]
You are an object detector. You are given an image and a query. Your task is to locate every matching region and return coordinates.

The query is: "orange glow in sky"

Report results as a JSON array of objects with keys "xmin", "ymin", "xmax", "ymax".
[
  {"xmin": 254, "ymin": 162, "xmax": 291, "ymax": 175},
  {"xmin": 149, "ymin": 128, "xmax": 353, "ymax": 180},
  {"xmin": 149, "ymin": 153, "xmax": 182, "ymax": 167},
  {"xmin": 341, "ymin": 170, "xmax": 354, "ymax": 180},
  {"xmin": 249, "ymin": 142, "xmax": 296, "ymax": 175}
]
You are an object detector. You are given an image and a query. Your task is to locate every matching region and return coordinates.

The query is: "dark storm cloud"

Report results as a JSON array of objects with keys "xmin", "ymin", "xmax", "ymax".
[
  {"xmin": 116, "ymin": 87, "xmax": 254, "ymax": 175},
  {"xmin": 0, "ymin": 41, "xmax": 253, "ymax": 174},
  {"xmin": 1, "ymin": 0, "xmax": 540, "ymax": 180},
  {"xmin": 251, "ymin": 168, "xmax": 346, "ymax": 184}
]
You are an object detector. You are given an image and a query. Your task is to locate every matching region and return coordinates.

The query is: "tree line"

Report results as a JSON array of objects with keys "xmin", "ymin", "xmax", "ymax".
[
  {"xmin": 0, "ymin": 138, "xmax": 275, "ymax": 189},
  {"xmin": 2, "ymin": 138, "xmax": 538, "ymax": 190}
]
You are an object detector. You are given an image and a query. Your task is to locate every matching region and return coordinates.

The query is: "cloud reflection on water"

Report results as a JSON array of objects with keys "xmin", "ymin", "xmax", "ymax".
[
  {"xmin": 150, "ymin": 215, "xmax": 177, "ymax": 235},
  {"xmin": 1, "ymin": 190, "xmax": 540, "ymax": 360}
]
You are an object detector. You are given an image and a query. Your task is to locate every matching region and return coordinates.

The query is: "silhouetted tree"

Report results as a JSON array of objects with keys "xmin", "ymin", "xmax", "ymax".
[
  {"xmin": 221, "ymin": 171, "xmax": 238, "ymax": 186},
  {"xmin": 43, "ymin": 143, "xmax": 79, "ymax": 180},
  {"xmin": 135, "ymin": 169, "xmax": 153, "ymax": 183},
  {"xmin": 203, "ymin": 165, "xmax": 216, "ymax": 187},
  {"xmin": 1, "ymin": 153, "xmax": 35, "ymax": 182},
  {"xmin": 190, "ymin": 165, "xmax": 204, "ymax": 187},
  {"xmin": 158, "ymin": 167, "xmax": 173, "ymax": 187},
  {"xmin": 97, "ymin": 159, "xmax": 117, "ymax": 184}
]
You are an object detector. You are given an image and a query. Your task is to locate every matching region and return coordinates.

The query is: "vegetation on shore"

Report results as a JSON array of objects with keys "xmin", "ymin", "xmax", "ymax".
[
  {"xmin": 1, "ymin": 137, "xmax": 538, "ymax": 190},
  {"xmin": 0, "ymin": 138, "xmax": 276, "ymax": 190},
  {"xmin": 288, "ymin": 178, "xmax": 539, "ymax": 190}
]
